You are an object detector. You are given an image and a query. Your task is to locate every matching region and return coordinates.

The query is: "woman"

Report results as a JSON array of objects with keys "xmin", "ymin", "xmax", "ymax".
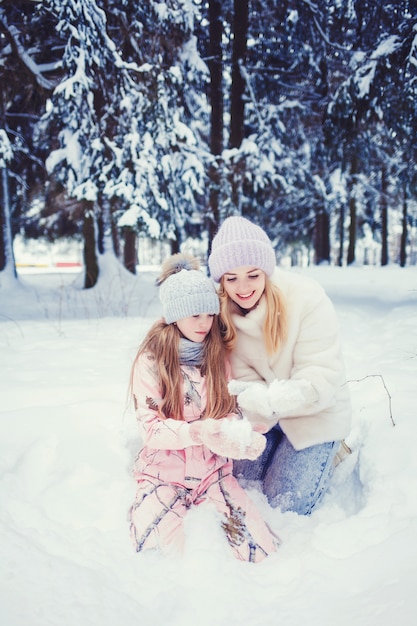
[
  {"xmin": 129, "ymin": 253, "xmax": 279, "ymax": 562},
  {"xmin": 208, "ymin": 216, "xmax": 351, "ymax": 515}
]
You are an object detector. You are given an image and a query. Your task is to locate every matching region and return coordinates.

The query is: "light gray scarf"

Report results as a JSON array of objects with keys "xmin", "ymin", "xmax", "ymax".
[{"xmin": 179, "ymin": 338, "xmax": 205, "ymax": 367}]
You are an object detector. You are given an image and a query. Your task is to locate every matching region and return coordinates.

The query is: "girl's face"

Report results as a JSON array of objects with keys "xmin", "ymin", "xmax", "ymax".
[
  {"xmin": 222, "ymin": 266, "xmax": 266, "ymax": 310},
  {"xmin": 176, "ymin": 313, "xmax": 215, "ymax": 342}
]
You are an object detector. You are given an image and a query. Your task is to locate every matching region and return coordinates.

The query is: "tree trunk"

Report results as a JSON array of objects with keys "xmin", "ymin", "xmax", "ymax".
[
  {"xmin": 314, "ymin": 208, "xmax": 330, "ymax": 264},
  {"xmin": 123, "ymin": 228, "xmax": 137, "ymax": 274},
  {"xmin": 112, "ymin": 218, "xmax": 120, "ymax": 258},
  {"xmin": 347, "ymin": 156, "xmax": 358, "ymax": 265},
  {"xmin": 381, "ymin": 166, "xmax": 389, "ymax": 266},
  {"xmin": 0, "ymin": 186, "xmax": 4, "ymax": 270},
  {"xmin": 209, "ymin": 0, "xmax": 224, "ymax": 158},
  {"xmin": 229, "ymin": 0, "xmax": 248, "ymax": 149},
  {"xmin": 347, "ymin": 193, "xmax": 357, "ymax": 265},
  {"xmin": 82, "ymin": 208, "xmax": 99, "ymax": 289},
  {"xmin": 170, "ymin": 226, "xmax": 181, "ymax": 254},
  {"xmin": 0, "ymin": 164, "xmax": 17, "ymax": 277},
  {"xmin": 207, "ymin": 0, "xmax": 224, "ymax": 258},
  {"xmin": 338, "ymin": 201, "xmax": 345, "ymax": 267},
  {"xmin": 229, "ymin": 0, "xmax": 248, "ymax": 214},
  {"xmin": 400, "ymin": 181, "xmax": 407, "ymax": 267}
]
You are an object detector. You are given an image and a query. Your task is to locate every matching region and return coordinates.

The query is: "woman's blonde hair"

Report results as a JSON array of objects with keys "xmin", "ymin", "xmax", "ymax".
[
  {"xmin": 129, "ymin": 317, "xmax": 236, "ymax": 421},
  {"xmin": 218, "ymin": 274, "xmax": 287, "ymax": 355}
]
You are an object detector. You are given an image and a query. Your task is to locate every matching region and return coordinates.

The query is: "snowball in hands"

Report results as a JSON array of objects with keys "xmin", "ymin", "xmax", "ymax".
[
  {"xmin": 228, "ymin": 380, "xmax": 272, "ymax": 417},
  {"xmin": 267, "ymin": 378, "xmax": 317, "ymax": 416},
  {"xmin": 229, "ymin": 378, "xmax": 317, "ymax": 419},
  {"xmin": 192, "ymin": 417, "xmax": 266, "ymax": 460}
]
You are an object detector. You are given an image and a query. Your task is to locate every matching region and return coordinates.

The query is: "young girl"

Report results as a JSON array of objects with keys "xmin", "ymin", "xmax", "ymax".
[{"xmin": 129, "ymin": 253, "xmax": 279, "ymax": 563}]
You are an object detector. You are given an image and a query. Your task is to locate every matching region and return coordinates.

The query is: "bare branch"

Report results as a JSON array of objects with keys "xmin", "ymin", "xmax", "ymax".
[
  {"xmin": 299, "ymin": 0, "xmax": 353, "ymax": 52},
  {"xmin": 239, "ymin": 59, "xmax": 263, "ymax": 129},
  {"xmin": 346, "ymin": 374, "xmax": 395, "ymax": 427}
]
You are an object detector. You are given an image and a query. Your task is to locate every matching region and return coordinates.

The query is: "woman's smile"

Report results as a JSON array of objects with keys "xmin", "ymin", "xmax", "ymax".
[
  {"xmin": 237, "ymin": 290, "xmax": 256, "ymax": 300},
  {"xmin": 223, "ymin": 267, "xmax": 266, "ymax": 310}
]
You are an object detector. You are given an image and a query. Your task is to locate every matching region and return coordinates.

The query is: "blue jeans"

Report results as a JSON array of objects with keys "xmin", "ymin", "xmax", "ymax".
[{"xmin": 234, "ymin": 424, "xmax": 338, "ymax": 515}]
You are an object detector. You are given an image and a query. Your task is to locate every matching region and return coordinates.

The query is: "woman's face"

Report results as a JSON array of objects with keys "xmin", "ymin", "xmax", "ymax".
[
  {"xmin": 222, "ymin": 266, "xmax": 266, "ymax": 310},
  {"xmin": 176, "ymin": 313, "xmax": 215, "ymax": 342}
]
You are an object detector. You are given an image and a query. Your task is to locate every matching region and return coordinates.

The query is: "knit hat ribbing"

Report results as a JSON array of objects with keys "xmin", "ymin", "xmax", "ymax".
[
  {"xmin": 158, "ymin": 254, "xmax": 220, "ymax": 324},
  {"xmin": 208, "ymin": 216, "xmax": 276, "ymax": 282}
]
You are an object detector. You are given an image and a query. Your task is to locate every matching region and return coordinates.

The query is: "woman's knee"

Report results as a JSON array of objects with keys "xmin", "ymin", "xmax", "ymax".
[{"xmin": 262, "ymin": 440, "xmax": 338, "ymax": 515}]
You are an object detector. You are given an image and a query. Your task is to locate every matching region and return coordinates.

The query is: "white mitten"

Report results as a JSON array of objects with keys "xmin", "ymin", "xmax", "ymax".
[
  {"xmin": 229, "ymin": 381, "xmax": 273, "ymax": 418},
  {"xmin": 227, "ymin": 379, "xmax": 256, "ymax": 396},
  {"xmin": 267, "ymin": 378, "xmax": 317, "ymax": 417},
  {"xmin": 219, "ymin": 417, "xmax": 267, "ymax": 460},
  {"xmin": 238, "ymin": 383, "xmax": 272, "ymax": 417},
  {"xmin": 195, "ymin": 417, "xmax": 266, "ymax": 460},
  {"xmin": 238, "ymin": 430, "xmax": 266, "ymax": 460}
]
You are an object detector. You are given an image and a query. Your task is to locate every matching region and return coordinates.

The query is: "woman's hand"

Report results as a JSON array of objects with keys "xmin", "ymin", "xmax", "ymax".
[
  {"xmin": 228, "ymin": 380, "xmax": 272, "ymax": 417},
  {"xmin": 229, "ymin": 378, "xmax": 317, "ymax": 419}
]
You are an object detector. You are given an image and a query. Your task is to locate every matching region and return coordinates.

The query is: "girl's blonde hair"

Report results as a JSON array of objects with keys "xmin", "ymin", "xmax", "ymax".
[
  {"xmin": 129, "ymin": 317, "xmax": 236, "ymax": 421},
  {"xmin": 218, "ymin": 275, "xmax": 287, "ymax": 355}
]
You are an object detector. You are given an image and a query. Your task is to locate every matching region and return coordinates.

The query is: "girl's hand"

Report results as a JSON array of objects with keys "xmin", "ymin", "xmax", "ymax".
[{"xmin": 190, "ymin": 418, "xmax": 266, "ymax": 460}]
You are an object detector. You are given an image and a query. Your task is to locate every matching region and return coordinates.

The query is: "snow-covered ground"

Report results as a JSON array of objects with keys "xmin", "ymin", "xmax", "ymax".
[{"xmin": 1, "ymin": 258, "xmax": 416, "ymax": 626}]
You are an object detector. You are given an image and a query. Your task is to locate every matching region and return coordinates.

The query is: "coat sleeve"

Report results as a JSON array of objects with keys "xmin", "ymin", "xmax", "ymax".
[
  {"xmin": 132, "ymin": 353, "xmax": 198, "ymax": 450},
  {"xmin": 282, "ymin": 282, "xmax": 346, "ymax": 417}
]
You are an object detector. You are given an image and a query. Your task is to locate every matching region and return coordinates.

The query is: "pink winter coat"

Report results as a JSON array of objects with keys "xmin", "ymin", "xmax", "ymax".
[{"xmin": 132, "ymin": 352, "xmax": 235, "ymax": 487}]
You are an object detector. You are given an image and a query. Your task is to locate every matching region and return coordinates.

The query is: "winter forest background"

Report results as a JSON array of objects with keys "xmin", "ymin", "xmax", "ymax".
[
  {"xmin": 1, "ymin": 5, "xmax": 417, "ymax": 624},
  {"xmin": 1, "ymin": 0, "xmax": 417, "ymax": 286}
]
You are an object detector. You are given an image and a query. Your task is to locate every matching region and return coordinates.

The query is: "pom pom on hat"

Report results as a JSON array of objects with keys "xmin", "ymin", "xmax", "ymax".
[
  {"xmin": 158, "ymin": 253, "xmax": 220, "ymax": 324},
  {"xmin": 156, "ymin": 252, "xmax": 200, "ymax": 286},
  {"xmin": 208, "ymin": 216, "xmax": 276, "ymax": 282}
]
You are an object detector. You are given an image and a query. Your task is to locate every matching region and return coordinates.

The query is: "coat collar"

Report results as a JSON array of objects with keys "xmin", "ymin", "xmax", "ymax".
[{"xmin": 231, "ymin": 294, "xmax": 266, "ymax": 336}]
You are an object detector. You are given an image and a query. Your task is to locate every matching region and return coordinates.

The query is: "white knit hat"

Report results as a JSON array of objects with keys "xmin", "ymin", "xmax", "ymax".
[
  {"xmin": 158, "ymin": 254, "xmax": 220, "ymax": 324},
  {"xmin": 208, "ymin": 216, "xmax": 276, "ymax": 282}
]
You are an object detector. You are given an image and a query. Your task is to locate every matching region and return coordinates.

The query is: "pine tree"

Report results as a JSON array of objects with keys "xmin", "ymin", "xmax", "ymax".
[
  {"xmin": 0, "ymin": 0, "xmax": 59, "ymax": 277},
  {"xmin": 107, "ymin": 1, "xmax": 210, "ymax": 260},
  {"xmin": 39, "ymin": 1, "xmax": 210, "ymax": 282},
  {"xmin": 326, "ymin": 0, "xmax": 417, "ymax": 265}
]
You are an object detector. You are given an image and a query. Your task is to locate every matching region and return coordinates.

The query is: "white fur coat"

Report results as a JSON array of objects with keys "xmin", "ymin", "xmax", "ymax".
[{"xmin": 229, "ymin": 268, "xmax": 352, "ymax": 450}]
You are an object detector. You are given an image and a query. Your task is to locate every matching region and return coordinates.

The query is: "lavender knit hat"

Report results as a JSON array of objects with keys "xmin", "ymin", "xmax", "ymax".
[{"xmin": 208, "ymin": 216, "xmax": 276, "ymax": 282}]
